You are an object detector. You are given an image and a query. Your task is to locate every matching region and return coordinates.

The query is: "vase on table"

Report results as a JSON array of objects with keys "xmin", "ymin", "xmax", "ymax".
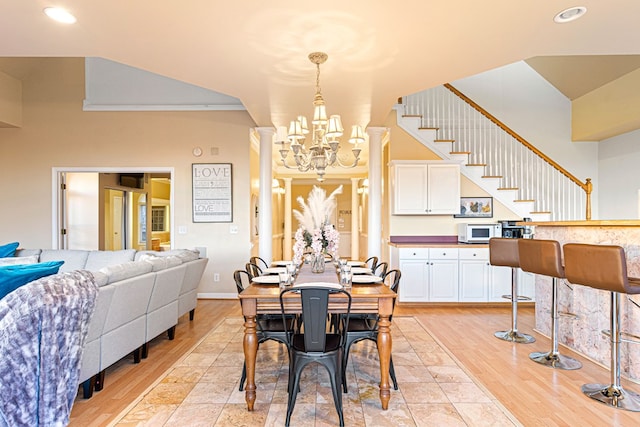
[{"xmin": 310, "ymin": 253, "xmax": 325, "ymax": 273}]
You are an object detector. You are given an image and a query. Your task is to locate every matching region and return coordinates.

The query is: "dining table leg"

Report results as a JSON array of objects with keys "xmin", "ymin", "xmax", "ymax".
[
  {"xmin": 243, "ymin": 315, "xmax": 258, "ymax": 410},
  {"xmin": 377, "ymin": 314, "xmax": 392, "ymax": 410}
]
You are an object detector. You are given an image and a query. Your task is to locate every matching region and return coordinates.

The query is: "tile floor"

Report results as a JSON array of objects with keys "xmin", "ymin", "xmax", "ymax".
[{"xmin": 112, "ymin": 317, "xmax": 520, "ymax": 426}]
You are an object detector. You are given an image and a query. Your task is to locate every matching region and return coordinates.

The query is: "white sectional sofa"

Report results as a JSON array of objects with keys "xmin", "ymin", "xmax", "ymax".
[{"xmin": 13, "ymin": 247, "xmax": 208, "ymax": 398}]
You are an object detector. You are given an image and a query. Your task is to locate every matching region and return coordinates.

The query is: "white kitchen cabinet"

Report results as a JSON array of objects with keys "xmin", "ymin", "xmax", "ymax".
[
  {"xmin": 459, "ymin": 248, "xmax": 489, "ymax": 302},
  {"xmin": 428, "ymin": 249, "xmax": 459, "ymax": 301},
  {"xmin": 398, "ymin": 248, "xmax": 429, "ymax": 302},
  {"xmin": 394, "ymin": 244, "xmax": 533, "ymax": 303},
  {"xmin": 488, "ymin": 266, "xmax": 536, "ymax": 302},
  {"xmin": 488, "ymin": 265, "xmax": 513, "ymax": 302},
  {"xmin": 391, "ymin": 161, "xmax": 460, "ymax": 215}
]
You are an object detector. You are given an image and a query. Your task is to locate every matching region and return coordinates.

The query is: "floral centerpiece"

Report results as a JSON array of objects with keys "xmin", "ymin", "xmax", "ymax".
[{"xmin": 292, "ymin": 185, "xmax": 342, "ymax": 272}]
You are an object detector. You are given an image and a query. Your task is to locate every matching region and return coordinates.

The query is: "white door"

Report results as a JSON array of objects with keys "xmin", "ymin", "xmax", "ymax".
[
  {"xmin": 459, "ymin": 260, "xmax": 489, "ymax": 302},
  {"xmin": 429, "ymin": 260, "xmax": 459, "ymax": 301},
  {"xmin": 398, "ymin": 259, "xmax": 429, "ymax": 301}
]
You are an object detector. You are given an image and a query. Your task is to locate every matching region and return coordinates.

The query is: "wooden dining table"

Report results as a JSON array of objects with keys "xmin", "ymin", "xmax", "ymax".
[{"xmin": 238, "ymin": 262, "xmax": 397, "ymax": 411}]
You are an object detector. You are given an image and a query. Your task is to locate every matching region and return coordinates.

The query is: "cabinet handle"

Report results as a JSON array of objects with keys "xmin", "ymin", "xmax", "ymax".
[
  {"xmin": 473, "ymin": 253, "xmax": 477, "ymax": 256},
  {"xmin": 442, "ymin": 252, "xmax": 446, "ymax": 256}
]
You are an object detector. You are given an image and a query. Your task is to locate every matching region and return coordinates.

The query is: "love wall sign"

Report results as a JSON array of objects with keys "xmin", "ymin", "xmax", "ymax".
[{"xmin": 192, "ymin": 163, "xmax": 233, "ymax": 222}]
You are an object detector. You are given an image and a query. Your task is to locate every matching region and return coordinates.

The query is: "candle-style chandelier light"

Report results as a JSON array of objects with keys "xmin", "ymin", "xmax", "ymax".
[{"xmin": 275, "ymin": 52, "xmax": 365, "ymax": 182}]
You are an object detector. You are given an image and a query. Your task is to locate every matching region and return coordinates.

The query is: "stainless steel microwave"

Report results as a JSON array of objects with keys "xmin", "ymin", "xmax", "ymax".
[{"xmin": 457, "ymin": 223, "xmax": 502, "ymax": 244}]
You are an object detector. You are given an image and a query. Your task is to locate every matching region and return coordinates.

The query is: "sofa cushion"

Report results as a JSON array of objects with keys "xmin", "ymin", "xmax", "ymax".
[
  {"xmin": 0, "ymin": 242, "xmax": 19, "ymax": 258},
  {"xmin": 14, "ymin": 249, "xmax": 42, "ymax": 258},
  {"xmin": 40, "ymin": 250, "xmax": 89, "ymax": 273},
  {"xmin": 84, "ymin": 249, "xmax": 136, "ymax": 271},
  {"xmin": 0, "ymin": 261, "xmax": 65, "ymax": 299},
  {"xmin": 99, "ymin": 261, "xmax": 153, "ymax": 284},
  {"xmin": 0, "ymin": 255, "xmax": 39, "ymax": 266},
  {"xmin": 91, "ymin": 271, "xmax": 110, "ymax": 287}
]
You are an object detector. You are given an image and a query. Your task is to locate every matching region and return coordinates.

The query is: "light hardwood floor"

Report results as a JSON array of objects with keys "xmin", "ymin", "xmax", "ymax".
[{"xmin": 69, "ymin": 300, "xmax": 640, "ymax": 426}]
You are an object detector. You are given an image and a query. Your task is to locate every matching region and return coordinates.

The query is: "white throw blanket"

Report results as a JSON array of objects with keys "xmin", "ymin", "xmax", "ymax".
[{"xmin": 0, "ymin": 270, "xmax": 98, "ymax": 427}]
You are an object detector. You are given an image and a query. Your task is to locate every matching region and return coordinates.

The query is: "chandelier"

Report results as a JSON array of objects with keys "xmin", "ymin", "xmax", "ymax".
[{"xmin": 275, "ymin": 52, "xmax": 365, "ymax": 182}]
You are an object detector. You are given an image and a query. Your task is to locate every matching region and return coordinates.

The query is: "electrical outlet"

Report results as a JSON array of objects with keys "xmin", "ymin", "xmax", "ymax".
[{"xmin": 213, "ymin": 273, "xmax": 220, "ymax": 282}]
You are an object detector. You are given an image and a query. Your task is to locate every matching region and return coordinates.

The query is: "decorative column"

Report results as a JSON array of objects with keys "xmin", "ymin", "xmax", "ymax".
[
  {"xmin": 351, "ymin": 177, "xmax": 360, "ymax": 260},
  {"xmin": 367, "ymin": 127, "xmax": 386, "ymax": 260},
  {"xmin": 283, "ymin": 177, "xmax": 293, "ymax": 260},
  {"xmin": 256, "ymin": 127, "xmax": 275, "ymax": 264}
]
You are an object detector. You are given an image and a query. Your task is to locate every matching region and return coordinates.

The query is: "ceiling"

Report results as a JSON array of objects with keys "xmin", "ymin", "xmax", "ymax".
[{"xmin": 2, "ymin": 1, "xmax": 640, "ymax": 170}]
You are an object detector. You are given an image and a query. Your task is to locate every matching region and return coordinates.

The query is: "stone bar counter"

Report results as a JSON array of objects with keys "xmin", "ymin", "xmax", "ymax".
[{"xmin": 523, "ymin": 220, "xmax": 640, "ymax": 381}]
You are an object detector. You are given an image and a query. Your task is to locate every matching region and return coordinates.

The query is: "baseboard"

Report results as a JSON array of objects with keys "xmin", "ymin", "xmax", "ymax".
[{"xmin": 197, "ymin": 292, "xmax": 237, "ymax": 299}]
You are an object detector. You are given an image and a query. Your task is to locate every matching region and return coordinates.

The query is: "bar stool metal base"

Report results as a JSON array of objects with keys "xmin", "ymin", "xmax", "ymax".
[
  {"xmin": 529, "ymin": 350, "xmax": 582, "ymax": 370},
  {"xmin": 494, "ymin": 329, "xmax": 536, "ymax": 344},
  {"xmin": 582, "ymin": 383, "xmax": 640, "ymax": 412}
]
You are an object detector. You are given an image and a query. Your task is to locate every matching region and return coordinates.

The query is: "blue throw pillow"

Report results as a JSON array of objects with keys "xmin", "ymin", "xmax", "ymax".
[
  {"xmin": 0, "ymin": 261, "xmax": 65, "ymax": 300},
  {"xmin": 0, "ymin": 242, "xmax": 19, "ymax": 258}
]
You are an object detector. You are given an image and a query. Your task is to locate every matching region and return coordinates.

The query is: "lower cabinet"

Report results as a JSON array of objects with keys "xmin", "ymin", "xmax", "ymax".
[{"xmin": 396, "ymin": 245, "xmax": 535, "ymax": 303}]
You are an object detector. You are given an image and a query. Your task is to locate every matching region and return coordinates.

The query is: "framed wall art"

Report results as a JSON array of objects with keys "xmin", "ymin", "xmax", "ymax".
[
  {"xmin": 454, "ymin": 196, "xmax": 493, "ymax": 218},
  {"xmin": 192, "ymin": 163, "xmax": 233, "ymax": 223}
]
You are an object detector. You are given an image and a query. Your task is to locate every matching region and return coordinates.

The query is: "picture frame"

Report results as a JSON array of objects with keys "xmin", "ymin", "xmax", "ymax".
[
  {"xmin": 192, "ymin": 163, "xmax": 233, "ymax": 223},
  {"xmin": 454, "ymin": 196, "xmax": 493, "ymax": 218}
]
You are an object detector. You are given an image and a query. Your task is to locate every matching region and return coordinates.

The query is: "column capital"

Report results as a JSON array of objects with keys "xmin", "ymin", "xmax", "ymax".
[
  {"xmin": 366, "ymin": 127, "xmax": 389, "ymax": 139},
  {"xmin": 255, "ymin": 127, "xmax": 276, "ymax": 139}
]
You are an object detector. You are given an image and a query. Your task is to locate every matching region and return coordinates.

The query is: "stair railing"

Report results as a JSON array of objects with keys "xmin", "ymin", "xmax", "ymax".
[{"xmin": 402, "ymin": 84, "xmax": 592, "ymax": 220}]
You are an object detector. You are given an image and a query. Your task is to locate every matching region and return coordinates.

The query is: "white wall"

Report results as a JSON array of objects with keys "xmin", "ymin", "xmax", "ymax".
[
  {"xmin": 452, "ymin": 61, "xmax": 600, "ymax": 218},
  {"xmin": 598, "ymin": 129, "xmax": 640, "ymax": 219}
]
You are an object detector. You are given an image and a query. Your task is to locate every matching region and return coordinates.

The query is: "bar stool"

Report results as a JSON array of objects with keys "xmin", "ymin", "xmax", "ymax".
[
  {"xmin": 489, "ymin": 238, "xmax": 535, "ymax": 343},
  {"xmin": 518, "ymin": 238, "xmax": 582, "ymax": 370},
  {"xmin": 563, "ymin": 243, "xmax": 640, "ymax": 411}
]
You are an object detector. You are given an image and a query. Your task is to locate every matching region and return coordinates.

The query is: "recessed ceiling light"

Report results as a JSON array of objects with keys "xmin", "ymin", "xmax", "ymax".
[
  {"xmin": 554, "ymin": 6, "xmax": 587, "ymax": 23},
  {"xmin": 43, "ymin": 7, "xmax": 77, "ymax": 24}
]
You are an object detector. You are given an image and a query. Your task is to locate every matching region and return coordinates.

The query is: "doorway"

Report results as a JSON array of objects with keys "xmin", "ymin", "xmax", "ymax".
[{"xmin": 53, "ymin": 167, "xmax": 174, "ymax": 250}]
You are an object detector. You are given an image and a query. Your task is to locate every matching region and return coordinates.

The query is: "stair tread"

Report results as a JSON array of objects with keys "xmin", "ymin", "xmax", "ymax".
[
  {"xmin": 402, "ymin": 114, "xmax": 422, "ymax": 118},
  {"xmin": 497, "ymin": 187, "xmax": 518, "ymax": 190},
  {"xmin": 466, "ymin": 163, "xmax": 487, "ymax": 167},
  {"xmin": 514, "ymin": 199, "xmax": 535, "ymax": 203},
  {"xmin": 419, "ymin": 127, "xmax": 439, "ymax": 131},
  {"xmin": 530, "ymin": 211, "xmax": 551, "ymax": 214},
  {"xmin": 451, "ymin": 151, "xmax": 471, "ymax": 155},
  {"xmin": 482, "ymin": 175, "xmax": 503, "ymax": 179},
  {"xmin": 434, "ymin": 139, "xmax": 455, "ymax": 142}
]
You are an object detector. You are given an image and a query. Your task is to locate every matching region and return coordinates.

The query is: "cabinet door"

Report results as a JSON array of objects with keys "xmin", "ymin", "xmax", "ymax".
[
  {"xmin": 428, "ymin": 260, "xmax": 459, "ymax": 301},
  {"xmin": 459, "ymin": 259, "xmax": 489, "ymax": 302},
  {"xmin": 393, "ymin": 165, "xmax": 427, "ymax": 214},
  {"xmin": 518, "ymin": 270, "xmax": 536, "ymax": 302},
  {"xmin": 488, "ymin": 265, "xmax": 513, "ymax": 302},
  {"xmin": 426, "ymin": 164, "xmax": 460, "ymax": 214},
  {"xmin": 398, "ymin": 259, "xmax": 428, "ymax": 302}
]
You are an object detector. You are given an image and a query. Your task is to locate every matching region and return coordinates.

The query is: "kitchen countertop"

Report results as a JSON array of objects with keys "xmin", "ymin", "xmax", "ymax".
[
  {"xmin": 389, "ymin": 242, "xmax": 489, "ymax": 248},
  {"xmin": 517, "ymin": 220, "xmax": 640, "ymax": 227},
  {"xmin": 388, "ymin": 236, "xmax": 489, "ymax": 248}
]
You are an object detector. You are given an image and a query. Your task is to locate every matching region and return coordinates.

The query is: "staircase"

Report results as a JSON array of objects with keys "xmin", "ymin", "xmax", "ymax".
[{"xmin": 396, "ymin": 84, "xmax": 592, "ymax": 221}]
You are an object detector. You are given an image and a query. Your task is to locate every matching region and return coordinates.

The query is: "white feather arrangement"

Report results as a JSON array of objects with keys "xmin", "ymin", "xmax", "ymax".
[
  {"xmin": 292, "ymin": 185, "xmax": 343, "ymax": 263},
  {"xmin": 293, "ymin": 185, "xmax": 343, "ymax": 230}
]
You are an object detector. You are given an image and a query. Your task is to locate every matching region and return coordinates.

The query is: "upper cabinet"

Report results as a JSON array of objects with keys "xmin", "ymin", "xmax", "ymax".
[{"xmin": 390, "ymin": 161, "xmax": 460, "ymax": 215}]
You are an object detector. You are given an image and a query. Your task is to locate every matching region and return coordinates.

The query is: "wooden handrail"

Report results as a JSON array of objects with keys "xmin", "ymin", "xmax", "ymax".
[{"xmin": 443, "ymin": 83, "xmax": 592, "ymax": 220}]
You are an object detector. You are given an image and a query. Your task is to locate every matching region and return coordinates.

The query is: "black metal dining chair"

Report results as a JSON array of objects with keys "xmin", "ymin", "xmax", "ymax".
[
  {"xmin": 372, "ymin": 261, "xmax": 388, "ymax": 278},
  {"xmin": 234, "ymin": 269, "xmax": 293, "ymax": 391},
  {"xmin": 280, "ymin": 285, "xmax": 351, "ymax": 427},
  {"xmin": 245, "ymin": 262, "xmax": 263, "ymax": 279},
  {"xmin": 341, "ymin": 269, "xmax": 400, "ymax": 392},
  {"xmin": 365, "ymin": 256, "xmax": 378, "ymax": 271},
  {"xmin": 249, "ymin": 256, "xmax": 270, "ymax": 270}
]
